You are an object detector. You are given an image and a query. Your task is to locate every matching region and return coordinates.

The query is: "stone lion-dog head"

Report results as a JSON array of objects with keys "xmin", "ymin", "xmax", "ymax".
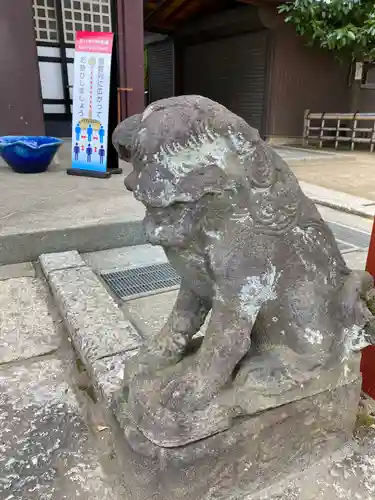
[{"xmin": 113, "ymin": 95, "xmax": 299, "ymax": 248}]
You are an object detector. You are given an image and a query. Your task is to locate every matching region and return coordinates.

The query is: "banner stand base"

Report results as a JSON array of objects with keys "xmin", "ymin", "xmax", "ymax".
[
  {"xmin": 67, "ymin": 168, "xmax": 111, "ymax": 179},
  {"xmin": 108, "ymin": 167, "xmax": 123, "ymax": 175}
]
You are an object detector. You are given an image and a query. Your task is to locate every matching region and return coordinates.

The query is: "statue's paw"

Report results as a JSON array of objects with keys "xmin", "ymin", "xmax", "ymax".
[
  {"xmin": 123, "ymin": 350, "xmax": 172, "ymax": 388},
  {"xmin": 235, "ymin": 348, "xmax": 313, "ymax": 395},
  {"xmin": 127, "ymin": 373, "xmax": 223, "ymax": 447},
  {"xmin": 123, "ymin": 348, "xmax": 184, "ymax": 387},
  {"xmin": 123, "ymin": 352, "xmax": 147, "ymax": 387},
  {"xmin": 129, "ymin": 363, "xmax": 218, "ymax": 416},
  {"xmin": 123, "ymin": 334, "xmax": 188, "ymax": 388},
  {"xmin": 158, "ymin": 370, "xmax": 213, "ymax": 411}
]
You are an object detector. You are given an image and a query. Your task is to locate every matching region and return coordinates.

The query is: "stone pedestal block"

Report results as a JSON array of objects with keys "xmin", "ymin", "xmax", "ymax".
[{"xmin": 114, "ymin": 378, "xmax": 361, "ymax": 500}]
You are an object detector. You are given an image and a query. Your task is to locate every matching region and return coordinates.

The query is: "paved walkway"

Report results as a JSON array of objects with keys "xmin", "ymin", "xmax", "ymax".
[
  {"xmin": 0, "ymin": 144, "xmax": 366, "ymax": 238},
  {"xmin": 0, "ymin": 264, "xmax": 125, "ymax": 499},
  {"xmin": 0, "ymin": 234, "xmax": 374, "ymax": 499},
  {"xmin": 0, "ymin": 144, "xmax": 310, "ymax": 240},
  {"xmin": 288, "ymin": 150, "xmax": 375, "ymax": 201},
  {"xmin": 0, "ymin": 142, "xmax": 354, "ymax": 241},
  {"xmin": 0, "ymin": 141, "xmax": 373, "ymax": 264},
  {"xmin": 0, "ymin": 152, "xmax": 141, "ymax": 236},
  {"xmin": 0, "ymin": 145, "xmax": 145, "ymax": 264}
]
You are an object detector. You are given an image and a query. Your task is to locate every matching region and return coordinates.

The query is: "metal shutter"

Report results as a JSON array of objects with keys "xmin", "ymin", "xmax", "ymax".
[
  {"xmin": 183, "ymin": 31, "xmax": 268, "ymax": 135},
  {"xmin": 148, "ymin": 40, "xmax": 175, "ymax": 103}
]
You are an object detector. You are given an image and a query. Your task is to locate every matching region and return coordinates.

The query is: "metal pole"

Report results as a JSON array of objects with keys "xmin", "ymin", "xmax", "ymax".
[{"xmin": 362, "ymin": 219, "xmax": 375, "ymax": 399}]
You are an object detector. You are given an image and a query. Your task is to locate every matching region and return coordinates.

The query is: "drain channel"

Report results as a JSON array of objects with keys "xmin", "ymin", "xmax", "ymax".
[{"xmin": 101, "ymin": 262, "xmax": 181, "ymax": 300}]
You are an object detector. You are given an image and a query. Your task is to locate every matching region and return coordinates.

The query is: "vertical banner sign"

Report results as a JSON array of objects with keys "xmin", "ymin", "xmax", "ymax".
[{"xmin": 70, "ymin": 31, "xmax": 114, "ymax": 177}]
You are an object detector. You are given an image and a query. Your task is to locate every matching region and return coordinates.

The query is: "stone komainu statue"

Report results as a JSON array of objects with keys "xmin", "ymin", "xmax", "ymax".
[{"xmin": 112, "ymin": 95, "xmax": 374, "ymax": 449}]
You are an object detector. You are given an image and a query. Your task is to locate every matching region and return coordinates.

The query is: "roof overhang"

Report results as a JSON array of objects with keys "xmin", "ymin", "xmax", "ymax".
[{"xmin": 144, "ymin": 0, "xmax": 282, "ymax": 32}]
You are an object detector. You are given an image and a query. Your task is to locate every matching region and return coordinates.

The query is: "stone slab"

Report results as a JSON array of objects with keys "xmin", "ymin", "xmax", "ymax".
[
  {"xmin": 0, "ymin": 262, "xmax": 35, "ymax": 280},
  {"xmin": 0, "ymin": 157, "xmax": 147, "ymax": 265},
  {"xmin": 318, "ymin": 205, "xmax": 374, "ymax": 235},
  {"xmin": 112, "ymin": 379, "xmax": 361, "ymax": 500},
  {"xmin": 123, "ymin": 289, "xmax": 209, "ymax": 341},
  {"xmin": 0, "ymin": 358, "xmax": 122, "ymax": 500},
  {"xmin": 251, "ymin": 432, "xmax": 375, "ymax": 500},
  {"xmin": 274, "ymin": 145, "xmax": 338, "ymax": 161},
  {"xmin": 40, "ymin": 250, "xmax": 85, "ymax": 276},
  {"xmin": 0, "ymin": 159, "xmax": 144, "ymax": 235},
  {"xmin": 344, "ymin": 250, "xmax": 368, "ymax": 271},
  {"xmin": 0, "ymin": 220, "xmax": 146, "ymax": 266},
  {"xmin": 83, "ymin": 244, "xmax": 167, "ymax": 273},
  {"xmin": 123, "ymin": 290, "xmax": 178, "ymax": 340},
  {"xmin": 45, "ymin": 265, "xmax": 142, "ymax": 366},
  {"xmin": 92, "ymin": 350, "xmax": 139, "ymax": 405},
  {"xmin": 0, "ymin": 277, "xmax": 59, "ymax": 364}
]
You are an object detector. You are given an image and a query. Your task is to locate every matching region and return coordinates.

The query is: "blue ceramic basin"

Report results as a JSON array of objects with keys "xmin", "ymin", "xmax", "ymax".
[{"xmin": 0, "ymin": 136, "xmax": 63, "ymax": 173}]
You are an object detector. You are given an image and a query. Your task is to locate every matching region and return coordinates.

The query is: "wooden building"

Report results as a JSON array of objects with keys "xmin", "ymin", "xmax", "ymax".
[
  {"xmin": 145, "ymin": 0, "xmax": 375, "ymax": 141},
  {"xmin": 1, "ymin": 0, "xmax": 374, "ymax": 140}
]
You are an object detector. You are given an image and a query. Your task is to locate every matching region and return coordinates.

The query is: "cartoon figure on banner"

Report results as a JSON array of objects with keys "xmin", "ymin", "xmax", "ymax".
[
  {"xmin": 99, "ymin": 145, "xmax": 105, "ymax": 164},
  {"xmin": 75, "ymin": 123, "xmax": 81, "ymax": 141},
  {"xmin": 86, "ymin": 143, "xmax": 93, "ymax": 163},
  {"xmin": 74, "ymin": 142, "xmax": 80, "ymax": 160},
  {"xmin": 87, "ymin": 123, "xmax": 93, "ymax": 142},
  {"xmin": 99, "ymin": 125, "xmax": 105, "ymax": 144}
]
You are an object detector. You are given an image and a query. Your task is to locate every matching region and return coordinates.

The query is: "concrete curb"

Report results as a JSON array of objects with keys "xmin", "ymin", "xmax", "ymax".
[
  {"xmin": 311, "ymin": 198, "xmax": 375, "ymax": 220},
  {"xmin": 299, "ymin": 181, "xmax": 375, "ymax": 220},
  {"xmin": 0, "ymin": 219, "xmax": 146, "ymax": 265},
  {"xmin": 40, "ymin": 250, "xmax": 142, "ymax": 405},
  {"xmin": 276, "ymin": 146, "xmax": 348, "ymax": 162}
]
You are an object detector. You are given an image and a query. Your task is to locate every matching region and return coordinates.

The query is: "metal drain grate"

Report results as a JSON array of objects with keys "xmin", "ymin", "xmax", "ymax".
[{"xmin": 101, "ymin": 262, "xmax": 181, "ymax": 300}]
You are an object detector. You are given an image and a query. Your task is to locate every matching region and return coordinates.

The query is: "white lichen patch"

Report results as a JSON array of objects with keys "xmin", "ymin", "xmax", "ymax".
[
  {"xmin": 228, "ymin": 129, "xmax": 257, "ymax": 163},
  {"xmin": 214, "ymin": 285, "xmax": 225, "ymax": 304},
  {"xmin": 292, "ymin": 226, "xmax": 317, "ymax": 247},
  {"xmin": 154, "ymin": 134, "xmax": 231, "ymax": 180},
  {"xmin": 239, "ymin": 265, "xmax": 278, "ymax": 320},
  {"xmin": 204, "ymin": 229, "xmax": 222, "ymax": 240},
  {"xmin": 141, "ymin": 104, "xmax": 155, "ymax": 121},
  {"xmin": 304, "ymin": 327, "xmax": 323, "ymax": 345},
  {"xmin": 343, "ymin": 325, "xmax": 370, "ymax": 355},
  {"xmin": 230, "ymin": 212, "xmax": 250, "ymax": 223},
  {"xmin": 154, "ymin": 226, "xmax": 163, "ymax": 237}
]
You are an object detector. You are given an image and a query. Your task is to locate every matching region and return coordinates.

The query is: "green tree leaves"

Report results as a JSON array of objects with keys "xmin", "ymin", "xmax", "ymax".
[{"xmin": 278, "ymin": 0, "xmax": 375, "ymax": 60}]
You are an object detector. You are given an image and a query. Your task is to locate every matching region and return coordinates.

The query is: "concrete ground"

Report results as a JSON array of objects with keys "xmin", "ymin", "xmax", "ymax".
[
  {"xmin": 0, "ymin": 142, "xmax": 140, "ymax": 234},
  {"xmin": 0, "ymin": 143, "xmax": 329, "ymax": 240},
  {"xmin": 0, "ymin": 142, "xmax": 372, "ymax": 242},
  {"xmin": 0, "ymin": 144, "xmax": 145, "ymax": 264},
  {"xmin": 288, "ymin": 150, "xmax": 375, "ymax": 201},
  {"xmin": 2, "ymin": 139, "xmax": 375, "ymax": 498},
  {"xmin": 0, "ymin": 140, "xmax": 373, "ymax": 264},
  {"xmin": 30, "ymin": 245, "xmax": 375, "ymax": 500},
  {"xmin": 0, "ymin": 202, "xmax": 374, "ymax": 499},
  {"xmin": 0, "ymin": 264, "xmax": 127, "ymax": 499}
]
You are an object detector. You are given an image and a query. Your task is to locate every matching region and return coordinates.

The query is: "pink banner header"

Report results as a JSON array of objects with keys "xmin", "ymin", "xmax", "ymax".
[{"xmin": 75, "ymin": 31, "xmax": 114, "ymax": 54}]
